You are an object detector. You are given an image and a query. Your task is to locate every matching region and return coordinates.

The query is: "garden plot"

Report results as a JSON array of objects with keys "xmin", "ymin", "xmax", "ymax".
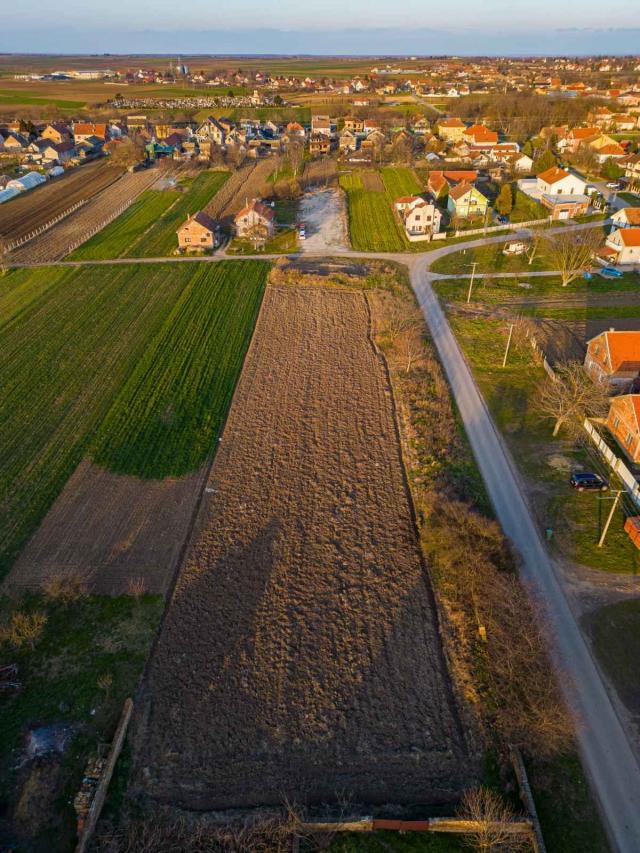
[{"xmin": 133, "ymin": 285, "xmax": 472, "ymax": 812}]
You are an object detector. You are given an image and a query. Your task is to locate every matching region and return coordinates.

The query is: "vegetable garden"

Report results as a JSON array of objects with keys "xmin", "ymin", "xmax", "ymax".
[{"xmin": 339, "ymin": 167, "xmax": 423, "ymax": 251}]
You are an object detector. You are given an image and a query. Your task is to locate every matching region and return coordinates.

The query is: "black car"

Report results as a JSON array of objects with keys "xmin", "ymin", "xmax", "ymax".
[{"xmin": 570, "ymin": 472, "xmax": 609, "ymax": 492}]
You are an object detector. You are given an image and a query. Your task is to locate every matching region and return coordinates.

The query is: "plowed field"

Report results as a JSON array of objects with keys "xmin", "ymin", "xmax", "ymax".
[
  {"xmin": 0, "ymin": 160, "xmax": 121, "ymax": 245},
  {"xmin": 133, "ymin": 285, "xmax": 472, "ymax": 812}
]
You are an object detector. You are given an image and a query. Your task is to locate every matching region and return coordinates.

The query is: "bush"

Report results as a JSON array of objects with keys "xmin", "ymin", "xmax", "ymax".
[{"xmin": 0, "ymin": 611, "xmax": 47, "ymax": 650}]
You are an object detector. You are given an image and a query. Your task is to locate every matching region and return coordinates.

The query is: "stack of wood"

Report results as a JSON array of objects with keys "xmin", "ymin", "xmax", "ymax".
[{"xmin": 73, "ymin": 755, "xmax": 106, "ymax": 835}]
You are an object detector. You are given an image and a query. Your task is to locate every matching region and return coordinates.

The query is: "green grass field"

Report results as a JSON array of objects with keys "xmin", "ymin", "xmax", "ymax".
[
  {"xmin": 340, "ymin": 167, "xmax": 421, "ymax": 252},
  {"xmin": 92, "ymin": 261, "xmax": 267, "ymax": 478},
  {"xmin": 0, "ymin": 260, "xmax": 266, "ymax": 575},
  {"xmin": 0, "ymin": 88, "xmax": 86, "ymax": 109},
  {"xmin": 68, "ymin": 190, "xmax": 178, "ymax": 260},
  {"xmin": 618, "ymin": 192, "xmax": 640, "ymax": 207},
  {"xmin": 128, "ymin": 171, "xmax": 229, "ymax": 257}
]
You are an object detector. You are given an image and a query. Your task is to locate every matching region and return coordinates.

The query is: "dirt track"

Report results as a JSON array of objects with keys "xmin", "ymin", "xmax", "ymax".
[{"xmin": 133, "ymin": 285, "xmax": 473, "ymax": 812}]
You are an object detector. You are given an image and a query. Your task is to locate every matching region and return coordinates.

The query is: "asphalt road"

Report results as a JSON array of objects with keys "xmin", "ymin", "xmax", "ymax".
[{"xmin": 410, "ymin": 258, "xmax": 640, "ymax": 853}]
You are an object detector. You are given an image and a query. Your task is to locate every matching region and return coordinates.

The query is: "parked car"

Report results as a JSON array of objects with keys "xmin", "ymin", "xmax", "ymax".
[
  {"xmin": 496, "ymin": 214, "xmax": 509, "ymax": 224},
  {"xmin": 298, "ymin": 223, "xmax": 306, "ymax": 240},
  {"xmin": 600, "ymin": 267, "xmax": 623, "ymax": 278},
  {"xmin": 570, "ymin": 472, "xmax": 609, "ymax": 492},
  {"xmin": 606, "ymin": 181, "xmax": 622, "ymax": 190}
]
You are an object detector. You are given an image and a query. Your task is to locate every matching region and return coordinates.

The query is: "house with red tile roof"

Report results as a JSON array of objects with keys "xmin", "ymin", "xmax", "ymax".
[
  {"xmin": 604, "ymin": 228, "xmax": 640, "ymax": 265},
  {"xmin": 611, "ymin": 208, "xmax": 640, "ymax": 229},
  {"xmin": 585, "ymin": 330, "xmax": 640, "ymax": 387},
  {"xmin": 606, "ymin": 395, "xmax": 640, "ymax": 464},
  {"xmin": 176, "ymin": 211, "xmax": 219, "ymax": 251},
  {"xmin": 233, "ymin": 198, "xmax": 275, "ymax": 239}
]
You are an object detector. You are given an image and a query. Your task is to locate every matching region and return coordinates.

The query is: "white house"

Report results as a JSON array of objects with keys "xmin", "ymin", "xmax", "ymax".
[
  {"xmin": 604, "ymin": 228, "xmax": 640, "ymax": 265},
  {"xmin": 536, "ymin": 166, "xmax": 586, "ymax": 197},
  {"xmin": 394, "ymin": 195, "xmax": 442, "ymax": 241},
  {"xmin": 611, "ymin": 208, "xmax": 640, "ymax": 229}
]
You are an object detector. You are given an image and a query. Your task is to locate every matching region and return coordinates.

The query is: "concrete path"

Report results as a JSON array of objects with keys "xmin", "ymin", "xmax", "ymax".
[{"xmin": 409, "ymin": 258, "xmax": 640, "ymax": 853}]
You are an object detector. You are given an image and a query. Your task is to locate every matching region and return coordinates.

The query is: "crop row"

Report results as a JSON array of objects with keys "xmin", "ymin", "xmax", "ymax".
[
  {"xmin": 128, "ymin": 171, "xmax": 230, "ymax": 257},
  {"xmin": 68, "ymin": 190, "xmax": 177, "ymax": 260},
  {"xmin": 9, "ymin": 170, "xmax": 158, "ymax": 263},
  {"xmin": 339, "ymin": 167, "xmax": 422, "ymax": 252},
  {"xmin": 93, "ymin": 261, "xmax": 268, "ymax": 478},
  {"xmin": 0, "ymin": 261, "xmax": 267, "ymax": 576}
]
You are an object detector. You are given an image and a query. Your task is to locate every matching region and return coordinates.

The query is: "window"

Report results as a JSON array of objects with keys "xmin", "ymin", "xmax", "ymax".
[
  {"xmin": 184, "ymin": 236, "xmax": 191, "ymax": 243},
  {"xmin": 613, "ymin": 416, "xmax": 620, "ymax": 429},
  {"xmin": 201, "ymin": 236, "xmax": 208, "ymax": 242},
  {"xmin": 626, "ymin": 432, "xmax": 633, "ymax": 447}
]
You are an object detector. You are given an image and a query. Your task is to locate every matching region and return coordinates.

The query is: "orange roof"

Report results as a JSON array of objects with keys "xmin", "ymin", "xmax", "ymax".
[
  {"xmin": 598, "ymin": 144, "xmax": 625, "ymax": 155},
  {"xmin": 537, "ymin": 166, "xmax": 570, "ymax": 185},
  {"xmin": 617, "ymin": 209, "xmax": 640, "ymax": 225},
  {"xmin": 570, "ymin": 126, "xmax": 600, "ymax": 139},
  {"xmin": 438, "ymin": 118, "xmax": 465, "ymax": 127},
  {"xmin": 73, "ymin": 122, "xmax": 107, "ymax": 137},
  {"xmin": 590, "ymin": 331, "xmax": 640, "ymax": 373},
  {"xmin": 618, "ymin": 228, "xmax": 640, "ymax": 247},
  {"xmin": 449, "ymin": 181, "xmax": 475, "ymax": 201}
]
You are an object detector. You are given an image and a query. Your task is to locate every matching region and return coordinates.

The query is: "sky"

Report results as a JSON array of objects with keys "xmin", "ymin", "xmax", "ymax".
[{"xmin": 1, "ymin": 0, "xmax": 640, "ymax": 55}]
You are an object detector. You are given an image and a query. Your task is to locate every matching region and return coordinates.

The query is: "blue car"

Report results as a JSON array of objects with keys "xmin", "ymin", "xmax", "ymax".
[{"xmin": 600, "ymin": 266, "xmax": 623, "ymax": 278}]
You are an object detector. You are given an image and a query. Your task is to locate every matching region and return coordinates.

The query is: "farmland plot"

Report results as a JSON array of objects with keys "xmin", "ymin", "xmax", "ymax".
[
  {"xmin": 0, "ymin": 262, "xmax": 266, "ymax": 582},
  {"xmin": 339, "ymin": 167, "xmax": 423, "ymax": 252},
  {"xmin": 0, "ymin": 160, "xmax": 121, "ymax": 245},
  {"xmin": 204, "ymin": 158, "xmax": 276, "ymax": 224},
  {"xmin": 128, "ymin": 171, "xmax": 229, "ymax": 257},
  {"xmin": 68, "ymin": 189, "xmax": 177, "ymax": 260},
  {"xmin": 8, "ymin": 169, "xmax": 158, "ymax": 263},
  {"xmin": 133, "ymin": 285, "xmax": 473, "ymax": 811},
  {"xmin": 3, "ymin": 261, "xmax": 268, "ymax": 593}
]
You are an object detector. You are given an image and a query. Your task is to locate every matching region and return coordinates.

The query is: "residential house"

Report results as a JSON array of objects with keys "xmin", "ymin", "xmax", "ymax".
[
  {"xmin": 73, "ymin": 122, "xmax": 108, "ymax": 143},
  {"xmin": 394, "ymin": 195, "xmax": 442, "ymax": 241},
  {"xmin": 603, "ymin": 228, "xmax": 640, "ymax": 265},
  {"xmin": 309, "ymin": 133, "xmax": 331, "ymax": 156},
  {"xmin": 623, "ymin": 154, "xmax": 640, "ymax": 186},
  {"xmin": 536, "ymin": 166, "xmax": 586, "ymax": 197},
  {"xmin": 606, "ymin": 395, "xmax": 640, "ymax": 464},
  {"xmin": 557, "ymin": 126, "xmax": 601, "ymax": 154},
  {"xmin": 540, "ymin": 193, "xmax": 589, "ymax": 220},
  {"xmin": 463, "ymin": 124, "xmax": 498, "ymax": 147},
  {"xmin": 40, "ymin": 122, "xmax": 71, "ymax": 144},
  {"xmin": 585, "ymin": 330, "xmax": 640, "ymax": 387},
  {"xmin": 343, "ymin": 117, "xmax": 365, "ymax": 133},
  {"xmin": 233, "ymin": 199, "xmax": 275, "ymax": 239},
  {"xmin": 1, "ymin": 132, "xmax": 28, "ymax": 152},
  {"xmin": 285, "ymin": 121, "xmax": 306, "ymax": 138},
  {"xmin": 311, "ymin": 115, "xmax": 333, "ymax": 137},
  {"xmin": 176, "ymin": 211, "xmax": 218, "ymax": 251},
  {"xmin": 447, "ymin": 182, "xmax": 489, "ymax": 219},
  {"xmin": 338, "ymin": 128, "xmax": 358, "ymax": 152},
  {"xmin": 594, "ymin": 142, "xmax": 626, "ymax": 164},
  {"xmin": 195, "ymin": 116, "xmax": 226, "ymax": 145},
  {"xmin": 436, "ymin": 117, "xmax": 466, "ymax": 143},
  {"xmin": 411, "ymin": 116, "xmax": 431, "ymax": 135},
  {"xmin": 610, "ymin": 114, "xmax": 639, "ymax": 132},
  {"xmin": 611, "ymin": 208, "xmax": 640, "ymax": 229},
  {"xmin": 427, "ymin": 169, "xmax": 477, "ymax": 197}
]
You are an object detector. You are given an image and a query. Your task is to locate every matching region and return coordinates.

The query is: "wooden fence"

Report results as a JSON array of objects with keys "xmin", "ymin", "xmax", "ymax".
[
  {"xmin": 583, "ymin": 419, "xmax": 640, "ymax": 509},
  {"xmin": 5, "ymin": 199, "xmax": 88, "ymax": 252}
]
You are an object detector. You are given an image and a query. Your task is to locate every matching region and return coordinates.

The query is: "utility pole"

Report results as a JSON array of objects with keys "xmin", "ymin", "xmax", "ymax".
[
  {"xmin": 502, "ymin": 323, "xmax": 514, "ymax": 368},
  {"xmin": 598, "ymin": 490, "xmax": 623, "ymax": 548},
  {"xmin": 466, "ymin": 262, "xmax": 478, "ymax": 303}
]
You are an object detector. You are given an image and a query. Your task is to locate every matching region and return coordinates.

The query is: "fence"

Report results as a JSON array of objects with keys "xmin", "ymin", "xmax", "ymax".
[
  {"xmin": 453, "ymin": 217, "xmax": 550, "ymax": 238},
  {"xmin": 583, "ymin": 419, "xmax": 640, "ymax": 509},
  {"xmin": 528, "ymin": 333, "xmax": 556, "ymax": 380},
  {"xmin": 5, "ymin": 198, "xmax": 87, "ymax": 252},
  {"xmin": 64, "ymin": 196, "xmax": 137, "ymax": 255}
]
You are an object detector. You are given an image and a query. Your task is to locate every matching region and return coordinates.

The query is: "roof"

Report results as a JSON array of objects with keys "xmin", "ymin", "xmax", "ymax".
[
  {"xmin": 537, "ymin": 166, "xmax": 571, "ymax": 185},
  {"xmin": 588, "ymin": 331, "xmax": 640, "ymax": 373},
  {"xmin": 438, "ymin": 117, "xmax": 465, "ymax": 127},
  {"xmin": 598, "ymin": 144, "xmax": 625, "ymax": 156},
  {"xmin": 541, "ymin": 193, "xmax": 590, "ymax": 204},
  {"xmin": 73, "ymin": 122, "xmax": 107, "ymax": 137},
  {"xmin": 234, "ymin": 199, "xmax": 275, "ymax": 222},
  {"xmin": 570, "ymin": 126, "xmax": 600, "ymax": 139},
  {"xmin": 177, "ymin": 211, "xmax": 217, "ymax": 234},
  {"xmin": 449, "ymin": 181, "xmax": 478, "ymax": 201},
  {"xmin": 614, "ymin": 208, "xmax": 640, "ymax": 226},
  {"xmin": 617, "ymin": 228, "xmax": 640, "ymax": 247}
]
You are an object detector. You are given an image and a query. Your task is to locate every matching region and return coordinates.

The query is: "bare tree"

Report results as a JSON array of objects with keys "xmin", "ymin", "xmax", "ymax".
[
  {"xmin": 287, "ymin": 139, "xmax": 304, "ymax": 177},
  {"xmin": 536, "ymin": 361, "xmax": 610, "ymax": 437},
  {"xmin": 525, "ymin": 231, "xmax": 544, "ymax": 266},
  {"xmin": 458, "ymin": 788, "xmax": 529, "ymax": 853},
  {"xmin": 543, "ymin": 228, "xmax": 602, "ymax": 286},
  {"xmin": 383, "ymin": 300, "xmax": 424, "ymax": 343}
]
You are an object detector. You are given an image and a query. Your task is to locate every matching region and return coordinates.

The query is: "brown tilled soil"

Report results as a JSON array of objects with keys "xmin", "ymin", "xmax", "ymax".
[
  {"xmin": 132, "ymin": 285, "xmax": 474, "ymax": 813},
  {"xmin": 361, "ymin": 171, "xmax": 385, "ymax": 192},
  {"xmin": 4, "ymin": 459, "xmax": 206, "ymax": 596}
]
